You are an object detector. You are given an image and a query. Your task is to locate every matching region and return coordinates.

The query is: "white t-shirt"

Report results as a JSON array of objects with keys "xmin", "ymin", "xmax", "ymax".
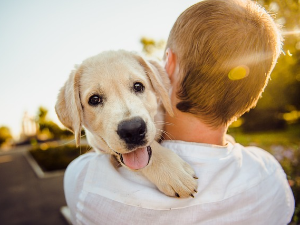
[{"xmin": 64, "ymin": 141, "xmax": 294, "ymax": 225}]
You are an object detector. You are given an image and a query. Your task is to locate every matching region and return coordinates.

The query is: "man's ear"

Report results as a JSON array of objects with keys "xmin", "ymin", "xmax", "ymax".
[
  {"xmin": 164, "ymin": 48, "xmax": 177, "ymax": 82},
  {"xmin": 55, "ymin": 66, "xmax": 83, "ymax": 146},
  {"xmin": 134, "ymin": 54, "xmax": 174, "ymax": 117}
]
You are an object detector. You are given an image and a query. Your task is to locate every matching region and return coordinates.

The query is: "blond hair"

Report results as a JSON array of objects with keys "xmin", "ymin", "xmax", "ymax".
[{"xmin": 166, "ymin": 0, "xmax": 282, "ymax": 126}]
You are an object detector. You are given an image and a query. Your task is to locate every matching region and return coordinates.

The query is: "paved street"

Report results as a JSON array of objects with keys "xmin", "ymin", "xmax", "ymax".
[{"xmin": 0, "ymin": 148, "xmax": 68, "ymax": 225}]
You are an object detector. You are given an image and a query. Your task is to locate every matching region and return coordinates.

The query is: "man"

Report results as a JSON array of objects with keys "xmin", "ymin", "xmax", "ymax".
[{"xmin": 64, "ymin": 0, "xmax": 295, "ymax": 224}]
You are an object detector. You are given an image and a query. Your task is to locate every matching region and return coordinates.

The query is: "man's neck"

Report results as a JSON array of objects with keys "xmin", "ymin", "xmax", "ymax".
[{"xmin": 163, "ymin": 110, "xmax": 227, "ymax": 146}]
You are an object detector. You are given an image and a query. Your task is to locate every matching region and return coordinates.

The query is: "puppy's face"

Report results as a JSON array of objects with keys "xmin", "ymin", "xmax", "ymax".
[
  {"xmin": 56, "ymin": 51, "xmax": 172, "ymax": 170},
  {"xmin": 80, "ymin": 53, "xmax": 158, "ymax": 156}
]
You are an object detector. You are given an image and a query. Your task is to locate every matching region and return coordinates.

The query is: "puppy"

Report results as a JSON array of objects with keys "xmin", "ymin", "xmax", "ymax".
[{"xmin": 55, "ymin": 50, "xmax": 197, "ymax": 198}]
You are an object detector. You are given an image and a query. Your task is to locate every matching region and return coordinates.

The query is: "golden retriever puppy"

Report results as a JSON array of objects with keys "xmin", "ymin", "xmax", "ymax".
[{"xmin": 55, "ymin": 50, "xmax": 197, "ymax": 198}]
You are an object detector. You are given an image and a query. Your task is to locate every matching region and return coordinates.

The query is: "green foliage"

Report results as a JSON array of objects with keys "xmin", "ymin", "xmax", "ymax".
[
  {"xmin": 39, "ymin": 120, "xmax": 72, "ymax": 139},
  {"xmin": 241, "ymin": 108, "xmax": 287, "ymax": 132},
  {"xmin": 36, "ymin": 106, "xmax": 72, "ymax": 139},
  {"xmin": 140, "ymin": 37, "xmax": 166, "ymax": 59},
  {"xmin": 37, "ymin": 106, "xmax": 48, "ymax": 122},
  {"xmin": 0, "ymin": 126, "xmax": 12, "ymax": 146},
  {"xmin": 241, "ymin": 0, "xmax": 300, "ymax": 132}
]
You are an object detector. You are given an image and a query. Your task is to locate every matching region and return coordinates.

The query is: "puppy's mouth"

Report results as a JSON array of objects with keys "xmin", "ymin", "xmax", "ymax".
[{"xmin": 116, "ymin": 146, "xmax": 152, "ymax": 170}]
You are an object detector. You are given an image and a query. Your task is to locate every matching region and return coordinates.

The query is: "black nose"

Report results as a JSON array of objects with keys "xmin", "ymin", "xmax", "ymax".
[{"xmin": 117, "ymin": 117, "xmax": 146, "ymax": 146}]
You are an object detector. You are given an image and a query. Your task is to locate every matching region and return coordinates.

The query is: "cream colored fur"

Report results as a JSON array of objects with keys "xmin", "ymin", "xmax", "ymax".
[{"xmin": 55, "ymin": 50, "xmax": 197, "ymax": 198}]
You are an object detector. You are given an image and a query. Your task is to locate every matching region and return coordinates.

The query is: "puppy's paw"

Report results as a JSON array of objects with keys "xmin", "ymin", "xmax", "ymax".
[
  {"xmin": 141, "ymin": 142, "xmax": 198, "ymax": 198},
  {"xmin": 155, "ymin": 158, "xmax": 198, "ymax": 198}
]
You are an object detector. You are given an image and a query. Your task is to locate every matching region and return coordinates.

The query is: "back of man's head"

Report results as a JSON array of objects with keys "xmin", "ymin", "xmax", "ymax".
[{"xmin": 166, "ymin": 0, "xmax": 282, "ymax": 127}]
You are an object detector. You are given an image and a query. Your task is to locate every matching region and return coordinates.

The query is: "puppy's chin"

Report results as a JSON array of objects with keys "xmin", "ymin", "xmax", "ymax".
[{"xmin": 114, "ymin": 146, "xmax": 152, "ymax": 171}]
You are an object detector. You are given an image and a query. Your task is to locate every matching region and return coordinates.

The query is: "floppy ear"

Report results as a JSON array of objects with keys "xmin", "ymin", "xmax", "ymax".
[
  {"xmin": 55, "ymin": 66, "xmax": 83, "ymax": 146},
  {"xmin": 134, "ymin": 55, "xmax": 174, "ymax": 117}
]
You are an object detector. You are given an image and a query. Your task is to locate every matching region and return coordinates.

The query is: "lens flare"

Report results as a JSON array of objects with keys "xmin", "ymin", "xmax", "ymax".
[
  {"xmin": 228, "ymin": 65, "xmax": 249, "ymax": 80},
  {"xmin": 283, "ymin": 30, "xmax": 300, "ymax": 36}
]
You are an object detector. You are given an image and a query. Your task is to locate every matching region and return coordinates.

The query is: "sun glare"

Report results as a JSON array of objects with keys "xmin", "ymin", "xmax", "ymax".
[{"xmin": 282, "ymin": 29, "xmax": 300, "ymax": 36}]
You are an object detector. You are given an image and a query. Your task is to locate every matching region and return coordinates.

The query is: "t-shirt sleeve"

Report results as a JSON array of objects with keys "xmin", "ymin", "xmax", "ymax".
[{"xmin": 64, "ymin": 152, "xmax": 97, "ymax": 223}]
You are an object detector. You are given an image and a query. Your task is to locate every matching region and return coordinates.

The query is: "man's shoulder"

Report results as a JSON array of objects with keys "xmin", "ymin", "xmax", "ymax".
[
  {"xmin": 162, "ymin": 141, "xmax": 288, "ymax": 198},
  {"xmin": 238, "ymin": 144, "xmax": 282, "ymax": 173}
]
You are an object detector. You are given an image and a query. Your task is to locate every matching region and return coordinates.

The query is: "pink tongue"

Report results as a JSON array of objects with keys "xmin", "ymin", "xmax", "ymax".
[{"xmin": 122, "ymin": 147, "xmax": 149, "ymax": 170}]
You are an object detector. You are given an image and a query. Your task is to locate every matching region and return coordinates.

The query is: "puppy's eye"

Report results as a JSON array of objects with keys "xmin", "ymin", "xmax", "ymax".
[
  {"xmin": 88, "ymin": 95, "xmax": 103, "ymax": 106},
  {"xmin": 133, "ymin": 82, "xmax": 144, "ymax": 93}
]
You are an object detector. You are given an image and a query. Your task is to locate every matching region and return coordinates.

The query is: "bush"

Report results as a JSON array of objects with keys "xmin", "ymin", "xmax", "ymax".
[
  {"xmin": 0, "ymin": 126, "xmax": 12, "ymax": 146},
  {"xmin": 242, "ymin": 109, "xmax": 286, "ymax": 132},
  {"xmin": 29, "ymin": 144, "xmax": 89, "ymax": 172}
]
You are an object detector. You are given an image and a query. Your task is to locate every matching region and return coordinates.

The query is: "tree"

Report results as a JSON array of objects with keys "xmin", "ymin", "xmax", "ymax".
[
  {"xmin": 37, "ymin": 106, "xmax": 48, "ymax": 123},
  {"xmin": 241, "ymin": 0, "xmax": 300, "ymax": 131},
  {"xmin": 140, "ymin": 37, "xmax": 166, "ymax": 59},
  {"xmin": 36, "ymin": 106, "xmax": 72, "ymax": 140},
  {"xmin": 0, "ymin": 126, "xmax": 12, "ymax": 146}
]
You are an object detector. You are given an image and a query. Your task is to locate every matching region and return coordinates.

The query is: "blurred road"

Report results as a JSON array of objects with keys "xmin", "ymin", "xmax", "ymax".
[{"xmin": 0, "ymin": 147, "xmax": 68, "ymax": 225}]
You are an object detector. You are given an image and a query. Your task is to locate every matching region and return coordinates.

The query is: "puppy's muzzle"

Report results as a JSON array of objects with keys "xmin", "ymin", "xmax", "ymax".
[{"xmin": 117, "ymin": 117, "xmax": 147, "ymax": 149}]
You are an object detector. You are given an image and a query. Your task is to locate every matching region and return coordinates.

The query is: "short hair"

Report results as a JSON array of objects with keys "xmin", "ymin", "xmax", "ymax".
[{"xmin": 165, "ymin": 0, "xmax": 282, "ymax": 127}]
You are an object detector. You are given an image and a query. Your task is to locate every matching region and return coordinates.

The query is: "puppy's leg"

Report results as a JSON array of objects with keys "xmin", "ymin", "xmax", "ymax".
[{"xmin": 141, "ymin": 141, "xmax": 198, "ymax": 198}]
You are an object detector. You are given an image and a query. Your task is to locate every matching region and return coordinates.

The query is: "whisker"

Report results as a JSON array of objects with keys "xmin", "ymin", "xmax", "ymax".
[
  {"xmin": 57, "ymin": 139, "xmax": 76, "ymax": 147},
  {"xmin": 154, "ymin": 120, "xmax": 167, "ymax": 123},
  {"xmin": 56, "ymin": 134, "xmax": 86, "ymax": 147},
  {"xmin": 162, "ymin": 131, "xmax": 174, "ymax": 141},
  {"xmin": 154, "ymin": 121, "xmax": 174, "ymax": 126},
  {"xmin": 156, "ymin": 128, "xmax": 174, "ymax": 141}
]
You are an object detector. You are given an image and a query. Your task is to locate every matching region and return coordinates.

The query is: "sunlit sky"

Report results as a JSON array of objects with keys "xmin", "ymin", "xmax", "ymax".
[{"xmin": 0, "ymin": 0, "xmax": 200, "ymax": 138}]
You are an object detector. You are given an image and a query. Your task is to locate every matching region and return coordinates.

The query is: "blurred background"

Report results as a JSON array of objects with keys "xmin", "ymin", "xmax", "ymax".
[{"xmin": 0, "ymin": 0, "xmax": 299, "ymax": 224}]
